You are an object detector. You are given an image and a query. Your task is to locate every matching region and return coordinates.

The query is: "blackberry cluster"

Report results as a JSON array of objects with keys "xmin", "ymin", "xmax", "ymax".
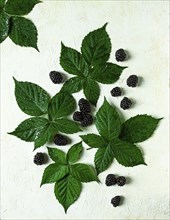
[
  {"xmin": 105, "ymin": 174, "xmax": 127, "ymax": 187},
  {"xmin": 49, "ymin": 71, "xmax": 63, "ymax": 84},
  {"xmin": 120, "ymin": 97, "xmax": 132, "ymax": 110},
  {"xmin": 105, "ymin": 174, "xmax": 117, "ymax": 186},
  {"xmin": 54, "ymin": 134, "xmax": 68, "ymax": 146},
  {"xmin": 110, "ymin": 87, "xmax": 122, "ymax": 97},
  {"xmin": 78, "ymin": 98, "xmax": 91, "ymax": 113},
  {"xmin": 34, "ymin": 153, "xmax": 44, "ymax": 165},
  {"xmin": 73, "ymin": 98, "xmax": 93, "ymax": 127},
  {"xmin": 115, "ymin": 48, "xmax": 126, "ymax": 62},
  {"xmin": 111, "ymin": 196, "xmax": 121, "ymax": 207},
  {"xmin": 127, "ymin": 75, "xmax": 138, "ymax": 87}
]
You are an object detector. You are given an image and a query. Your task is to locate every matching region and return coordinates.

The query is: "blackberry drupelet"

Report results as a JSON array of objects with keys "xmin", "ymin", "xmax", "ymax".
[
  {"xmin": 120, "ymin": 97, "xmax": 132, "ymax": 110},
  {"xmin": 54, "ymin": 134, "xmax": 68, "ymax": 146},
  {"xmin": 117, "ymin": 176, "xmax": 126, "ymax": 186},
  {"xmin": 111, "ymin": 196, "xmax": 121, "ymax": 207},
  {"xmin": 115, "ymin": 49, "xmax": 126, "ymax": 62},
  {"xmin": 127, "ymin": 75, "xmax": 138, "ymax": 87},
  {"xmin": 34, "ymin": 153, "xmax": 44, "ymax": 165},
  {"xmin": 78, "ymin": 98, "xmax": 91, "ymax": 113},
  {"xmin": 81, "ymin": 114, "xmax": 93, "ymax": 127},
  {"xmin": 105, "ymin": 174, "xmax": 117, "ymax": 186},
  {"xmin": 110, "ymin": 87, "xmax": 122, "ymax": 97},
  {"xmin": 73, "ymin": 111, "xmax": 83, "ymax": 121},
  {"xmin": 49, "ymin": 71, "xmax": 63, "ymax": 84}
]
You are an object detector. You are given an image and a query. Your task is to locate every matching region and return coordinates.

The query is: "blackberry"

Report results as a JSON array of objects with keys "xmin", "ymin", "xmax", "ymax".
[
  {"xmin": 111, "ymin": 87, "xmax": 122, "ymax": 97},
  {"xmin": 73, "ymin": 111, "xmax": 83, "ymax": 122},
  {"xmin": 115, "ymin": 49, "xmax": 126, "ymax": 62},
  {"xmin": 34, "ymin": 153, "xmax": 44, "ymax": 165},
  {"xmin": 49, "ymin": 71, "xmax": 63, "ymax": 84},
  {"xmin": 127, "ymin": 75, "xmax": 138, "ymax": 87},
  {"xmin": 78, "ymin": 98, "xmax": 91, "ymax": 113},
  {"xmin": 105, "ymin": 174, "xmax": 117, "ymax": 186},
  {"xmin": 120, "ymin": 97, "xmax": 132, "ymax": 110},
  {"xmin": 117, "ymin": 176, "xmax": 126, "ymax": 186},
  {"xmin": 81, "ymin": 114, "xmax": 93, "ymax": 127},
  {"xmin": 54, "ymin": 134, "xmax": 68, "ymax": 146},
  {"xmin": 111, "ymin": 196, "xmax": 121, "ymax": 207}
]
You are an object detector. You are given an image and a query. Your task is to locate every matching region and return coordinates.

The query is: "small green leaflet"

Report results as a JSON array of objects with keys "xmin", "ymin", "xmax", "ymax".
[
  {"xmin": 0, "ymin": 0, "xmax": 40, "ymax": 50},
  {"xmin": 81, "ymin": 23, "xmax": 111, "ymax": 66},
  {"xmin": 13, "ymin": 78, "xmax": 50, "ymax": 116},
  {"xmin": 67, "ymin": 142, "xmax": 83, "ymax": 164},
  {"xmin": 60, "ymin": 23, "xmax": 126, "ymax": 105},
  {"xmin": 9, "ymin": 79, "xmax": 81, "ymax": 149},
  {"xmin": 119, "ymin": 115, "xmax": 162, "ymax": 143},
  {"xmin": 9, "ymin": 16, "xmax": 38, "ymax": 50},
  {"xmin": 5, "ymin": 0, "xmax": 41, "ymax": 16},
  {"xmin": 41, "ymin": 143, "xmax": 98, "ymax": 212},
  {"xmin": 81, "ymin": 98, "xmax": 161, "ymax": 174},
  {"xmin": 0, "ymin": 12, "xmax": 9, "ymax": 43},
  {"xmin": 48, "ymin": 92, "xmax": 76, "ymax": 120},
  {"xmin": 54, "ymin": 175, "xmax": 82, "ymax": 213}
]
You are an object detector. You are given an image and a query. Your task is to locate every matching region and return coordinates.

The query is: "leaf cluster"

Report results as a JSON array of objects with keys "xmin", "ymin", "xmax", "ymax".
[
  {"xmin": 0, "ymin": 0, "xmax": 41, "ymax": 49},
  {"xmin": 9, "ymin": 78, "xmax": 81, "ymax": 150}
]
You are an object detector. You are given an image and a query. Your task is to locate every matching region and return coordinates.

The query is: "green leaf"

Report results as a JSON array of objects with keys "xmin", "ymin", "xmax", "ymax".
[
  {"xmin": 95, "ymin": 98, "xmax": 121, "ymax": 141},
  {"xmin": 8, "ymin": 117, "xmax": 49, "ymax": 142},
  {"xmin": 120, "ymin": 115, "xmax": 162, "ymax": 143},
  {"xmin": 80, "ymin": 134, "xmax": 108, "ymax": 148},
  {"xmin": 91, "ymin": 62, "xmax": 127, "ymax": 84},
  {"xmin": 67, "ymin": 142, "xmax": 83, "ymax": 164},
  {"xmin": 41, "ymin": 164, "xmax": 68, "ymax": 186},
  {"xmin": 0, "ymin": 0, "xmax": 6, "ymax": 11},
  {"xmin": 5, "ymin": 0, "xmax": 41, "ymax": 16},
  {"xmin": 47, "ymin": 147, "xmax": 67, "ymax": 165},
  {"xmin": 54, "ymin": 175, "xmax": 82, "ymax": 213},
  {"xmin": 34, "ymin": 122, "xmax": 56, "ymax": 149},
  {"xmin": 94, "ymin": 143, "xmax": 114, "ymax": 174},
  {"xmin": 0, "ymin": 11, "xmax": 9, "ymax": 43},
  {"xmin": 60, "ymin": 77, "xmax": 84, "ymax": 94},
  {"xmin": 13, "ymin": 78, "xmax": 50, "ymax": 116},
  {"xmin": 83, "ymin": 78, "xmax": 100, "ymax": 106},
  {"xmin": 81, "ymin": 23, "xmax": 111, "ymax": 66},
  {"xmin": 112, "ymin": 139, "xmax": 146, "ymax": 167},
  {"xmin": 9, "ymin": 16, "xmax": 38, "ymax": 50},
  {"xmin": 70, "ymin": 163, "xmax": 98, "ymax": 182},
  {"xmin": 52, "ymin": 119, "xmax": 81, "ymax": 134},
  {"xmin": 60, "ymin": 43, "xmax": 89, "ymax": 77},
  {"xmin": 48, "ymin": 92, "xmax": 76, "ymax": 120}
]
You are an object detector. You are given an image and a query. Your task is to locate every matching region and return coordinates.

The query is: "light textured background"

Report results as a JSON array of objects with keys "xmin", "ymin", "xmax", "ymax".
[{"xmin": 0, "ymin": 0, "xmax": 169, "ymax": 219}]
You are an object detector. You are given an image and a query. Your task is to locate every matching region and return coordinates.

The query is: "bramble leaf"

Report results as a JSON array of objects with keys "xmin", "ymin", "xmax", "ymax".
[
  {"xmin": 67, "ymin": 142, "xmax": 83, "ymax": 164},
  {"xmin": 9, "ymin": 17, "xmax": 38, "ymax": 50},
  {"xmin": 81, "ymin": 23, "xmax": 111, "ymax": 66},
  {"xmin": 13, "ymin": 78, "xmax": 50, "ymax": 116},
  {"xmin": 95, "ymin": 98, "xmax": 121, "ymax": 141},
  {"xmin": 54, "ymin": 175, "xmax": 82, "ymax": 213},
  {"xmin": 120, "ymin": 115, "xmax": 162, "ymax": 143}
]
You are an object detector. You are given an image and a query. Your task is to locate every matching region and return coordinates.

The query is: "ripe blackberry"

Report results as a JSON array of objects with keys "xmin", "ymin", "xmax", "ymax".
[
  {"xmin": 73, "ymin": 111, "xmax": 83, "ymax": 121},
  {"xmin": 105, "ymin": 174, "xmax": 117, "ymax": 186},
  {"xmin": 111, "ymin": 196, "xmax": 121, "ymax": 207},
  {"xmin": 127, "ymin": 75, "xmax": 138, "ymax": 87},
  {"xmin": 115, "ymin": 49, "xmax": 126, "ymax": 62},
  {"xmin": 117, "ymin": 176, "xmax": 126, "ymax": 186},
  {"xmin": 78, "ymin": 98, "xmax": 91, "ymax": 113},
  {"xmin": 120, "ymin": 97, "xmax": 132, "ymax": 110},
  {"xmin": 54, "ymin": 134, "xmax": 68, "ymax": 146},
  {"xmin": 49, "ymin": 71, "xmax": 63, "ymax": 84},
  {"xmin": 34, "ymin": 153, "xmax": 44, "ymax": 165},
  {"xmin": 111, "ymin": 87, "xmax": 122, "ymax": 97},
  {"xmin": 81, "ymin": 114, "xmax": 93, "ymax": 127}
]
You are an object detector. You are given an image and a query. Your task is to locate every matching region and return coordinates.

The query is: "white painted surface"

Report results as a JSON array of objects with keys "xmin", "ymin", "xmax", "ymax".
[{"xmin": 1, "ymin": 1, "xmax": 169, "ymax": 219}]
